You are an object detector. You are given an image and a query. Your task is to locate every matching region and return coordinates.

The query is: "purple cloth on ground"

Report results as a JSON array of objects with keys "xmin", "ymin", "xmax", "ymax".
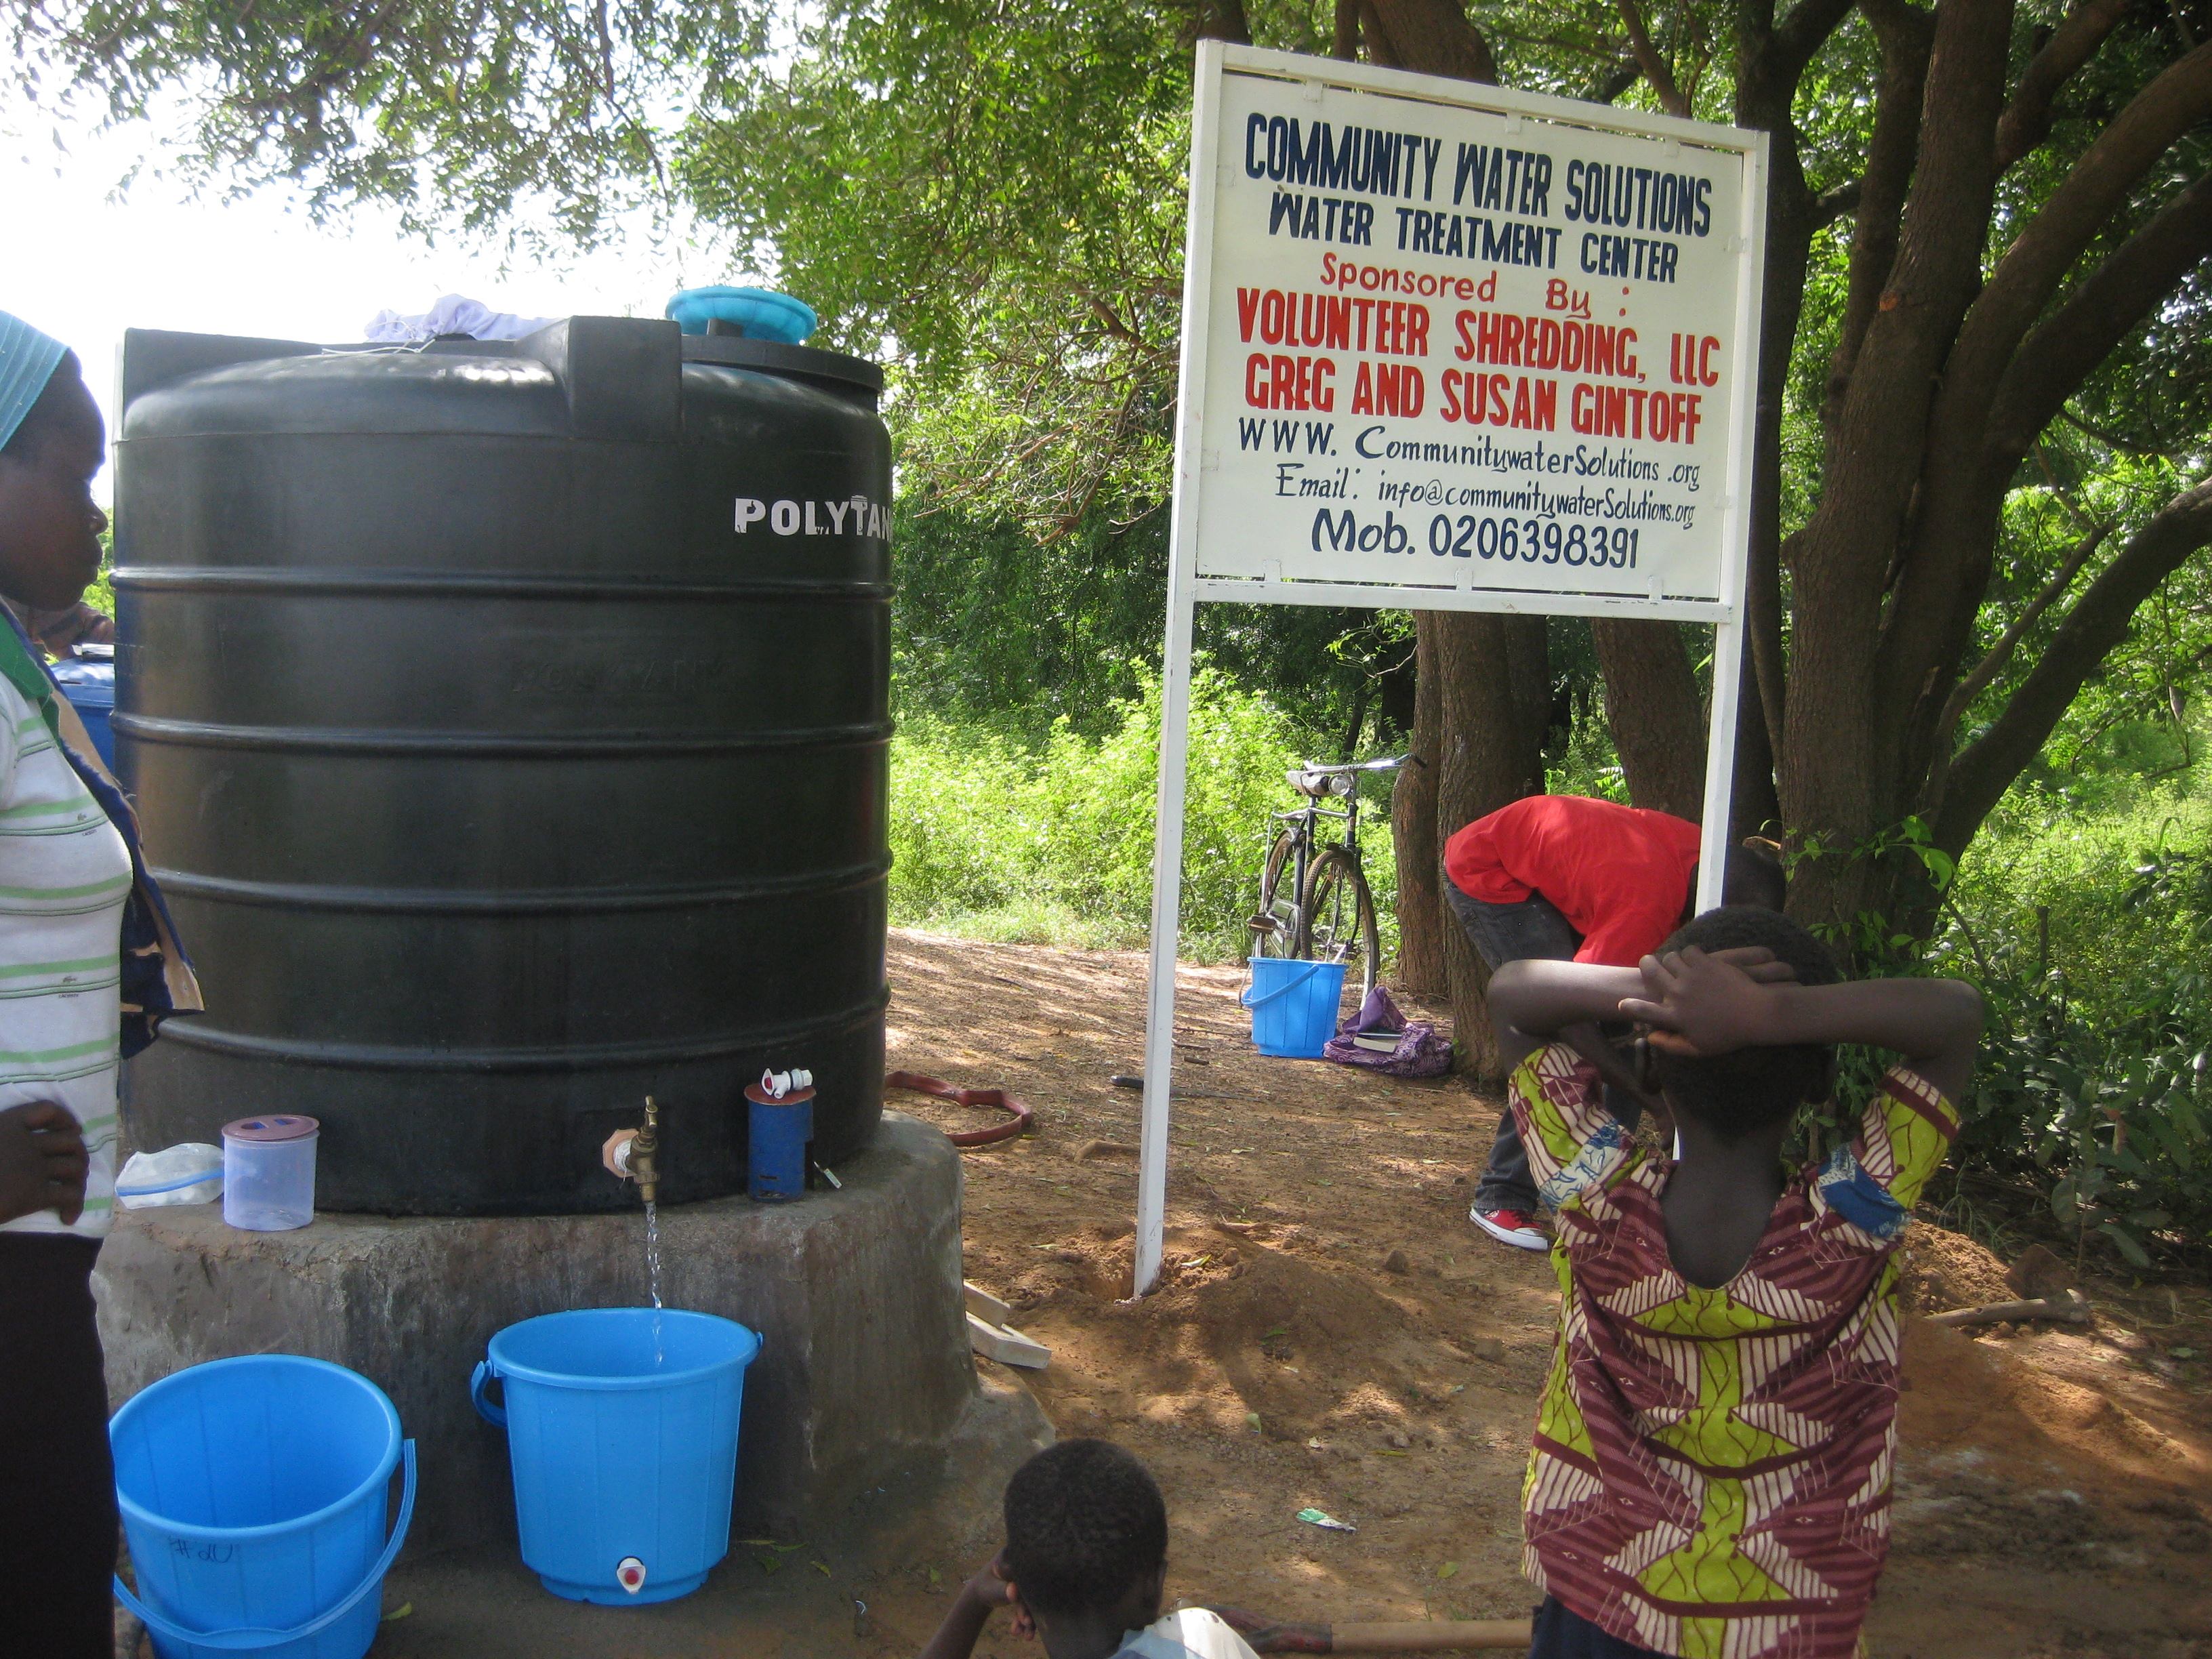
[{"xmin": 1321, "ymin": 986, "xmax": 1451, "ymax": 1077}]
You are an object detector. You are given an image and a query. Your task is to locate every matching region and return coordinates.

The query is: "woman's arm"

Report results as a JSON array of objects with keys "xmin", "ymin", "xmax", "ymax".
[{"xmin": 1620, "ymin": 949, "xmax": 1985, "ymax": 1104}]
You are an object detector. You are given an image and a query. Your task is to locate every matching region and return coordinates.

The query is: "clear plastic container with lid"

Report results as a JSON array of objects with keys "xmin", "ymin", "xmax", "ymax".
[{"xmin": 222, "ymin": 1114, "xmax": 320, "ymax": 1231}]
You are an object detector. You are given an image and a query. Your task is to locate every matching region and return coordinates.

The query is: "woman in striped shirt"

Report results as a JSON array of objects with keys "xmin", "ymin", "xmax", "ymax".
[{"xmin": 0, "ymin": 313, "xmax": 152, "ymax": 1658}]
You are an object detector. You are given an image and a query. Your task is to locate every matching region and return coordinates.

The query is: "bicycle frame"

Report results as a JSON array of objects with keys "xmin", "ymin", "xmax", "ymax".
[
  {"xmin": 1255, "ymin": 754, "xmax": 1410, "ymax": 951},
  {"xmin": 1270, "ymin": 796, "xmax": 1360, "ymax": 924}
]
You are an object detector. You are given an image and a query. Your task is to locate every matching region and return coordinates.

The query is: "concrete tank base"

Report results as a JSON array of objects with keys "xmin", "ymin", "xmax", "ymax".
[{"xmin": 96, "ymin": 1112, "xmax": 1052, "ymax": 1559}]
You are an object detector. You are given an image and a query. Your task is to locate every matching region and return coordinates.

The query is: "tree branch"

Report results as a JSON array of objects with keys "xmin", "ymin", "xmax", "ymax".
[
  {"xmin": 1334, "ymin": 0, "xmax": 1362, "ymax": 60},
  {"xmin": 1821, "ymin": 0, "xmax": 1933, "ymax": 430},
  {"xmin": 1941, "ymin": 42, "xmax": 2212, "ymax": 430},
  {"xmin": 1986, "ymin": 169, "xmax": 2212, "ymax": 463},
  {"xmin": 1591, "ymin": 618, "xmax": 1706, "ymax": 814},
  {"xmin": 1361, "ymin": 0, "xmax": 1497, "ymax": 82},
  {"xmin": 1994, "ymin": 0, "xmax": 2135, "ymax": 173},
  {"xmin": 1934, "ymin": 477, "xmax": 2212, "ymax": 855},
  {"xmin": 1812, "ymin": 177, "xmax": 1863, "ymax": 227},
  {"xmin": 1769, "ymin": 0, "xmax": 1863, "ymax": 80},
  {"xmin": 1587, "ymin": 50, "xmax": 1645, "ymax": 104},
  {"xmin": 1931, "ymin": 518, "xmax": 2110, "ymax": 752},
  {"xmin": 2057, "ymin": 403, "xmax": 2183, "ymax": 459},
  {"xmin": 1615, "ymin": 0, "xmax": 1691, "ymax": 115},
  {"xmin": 1359, "ymin": 1, "xmax": 1404, "ymax": 67}
]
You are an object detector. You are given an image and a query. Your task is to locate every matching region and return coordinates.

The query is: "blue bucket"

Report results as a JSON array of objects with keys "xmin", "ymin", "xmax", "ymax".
[
  {"xmin": 472, "ymin": 1307, "xmax": 761, "ymax": 1604},
  {"xmin": 1242, "ymin": 957, "xmax": 1351, "ymax": 1058},
  {"xmin": 109, "ymin": 1356, "xmax": 416, "ymax": 1659}
]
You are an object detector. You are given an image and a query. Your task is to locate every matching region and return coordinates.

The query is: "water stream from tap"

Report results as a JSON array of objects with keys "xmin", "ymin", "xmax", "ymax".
[{"xmin": 644, "ymin": 1199, "xmax": 665, "ymax": 1366}]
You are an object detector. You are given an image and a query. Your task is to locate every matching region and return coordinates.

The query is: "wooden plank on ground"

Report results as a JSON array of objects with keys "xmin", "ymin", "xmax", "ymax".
[
  {"xmin": 967, "ymin": 1311, "xmax": 1050, "ymax": 1369},
  {"xmin": 964, "ymin": 1280, "xmax": 1012, "ymax": 1324}
]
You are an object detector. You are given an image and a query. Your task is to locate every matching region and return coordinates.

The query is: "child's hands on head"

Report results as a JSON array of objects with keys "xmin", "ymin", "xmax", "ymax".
[
  {"xmin": 1619, "ymin": 945, "xmax": 1799, "ymax": 1059},
  {"xmin": 960, "ymin": 1554, "xmax": 1032, "ymax": 1638}
]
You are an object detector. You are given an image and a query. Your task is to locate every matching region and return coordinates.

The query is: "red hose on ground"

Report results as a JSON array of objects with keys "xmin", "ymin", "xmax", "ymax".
[{"xmin": 884, "ymin": 1071, "xmax": 1036, "ymax": 1147}]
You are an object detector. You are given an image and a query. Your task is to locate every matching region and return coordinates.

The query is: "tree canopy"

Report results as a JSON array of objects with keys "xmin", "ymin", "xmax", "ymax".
[{"xmin": 15, "ymin": 0, "xmax": 2212, "ymax": 986}]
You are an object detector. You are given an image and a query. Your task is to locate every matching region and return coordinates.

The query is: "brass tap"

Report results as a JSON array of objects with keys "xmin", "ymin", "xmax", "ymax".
[{"xmin": 630, "ymin": 1097, "xmax": 660, "ymax": 1205}]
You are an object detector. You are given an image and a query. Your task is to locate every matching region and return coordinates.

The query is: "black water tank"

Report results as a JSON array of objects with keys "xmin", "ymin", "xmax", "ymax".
[{"xmin": 113, "ymin": 319, "xmax": 891, "ymax": 1214}]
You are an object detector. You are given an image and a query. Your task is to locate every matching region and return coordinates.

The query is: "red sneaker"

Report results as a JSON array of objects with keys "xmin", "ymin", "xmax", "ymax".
[{"xmin": 1470, "ymin": 1207, "xmax": 1549, "ymax": 1250}]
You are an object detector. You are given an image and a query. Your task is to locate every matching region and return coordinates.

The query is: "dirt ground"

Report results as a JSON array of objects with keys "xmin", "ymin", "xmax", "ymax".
[
  {"xmin": 872, "ymin": 928, "xmax": 2212, "ymax": 1659},
  {"xmin": 354, "ymin": 927, "xmax": 2212, "ymax": 1658}
]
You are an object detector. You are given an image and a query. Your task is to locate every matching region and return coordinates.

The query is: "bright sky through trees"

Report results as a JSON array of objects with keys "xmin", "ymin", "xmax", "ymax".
[{"xmin": 4, "ymin": 106, "xmax": 716, "ymax": 497}]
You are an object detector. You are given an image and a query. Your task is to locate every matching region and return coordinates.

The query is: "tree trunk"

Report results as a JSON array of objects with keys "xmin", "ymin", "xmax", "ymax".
[
  {"xmin": 1433, "ymin": 611, "xmax": 1547, "ymax": 1078},
  {"xmin": 1729, "ymin": 647, "xmax": 1782, "ymax": 844},
  {"xmin": 1391, "ymin": 617, "xmax": 1447, "ymax": 991},
  {"xmin": 1354, "ymin": 0, "xmax": 1534, "ymax": 1065},
  {"xmin": 1590, "ymin": 619, "xmax": 1705, "ymax": 816}
]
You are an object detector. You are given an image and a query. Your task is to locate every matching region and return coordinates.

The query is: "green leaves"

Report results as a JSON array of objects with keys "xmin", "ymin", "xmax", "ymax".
[{"xmin": 1948, "ymin": 817, "xmax": 2212, "ymax": 1271}]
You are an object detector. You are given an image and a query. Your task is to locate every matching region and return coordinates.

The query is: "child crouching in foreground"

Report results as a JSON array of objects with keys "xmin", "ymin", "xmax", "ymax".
[
  {"xmin": 1487, "ymin": 906, "xmax": 1982, "ymax": 1659},
  {"xmin": 922, "ymin": 1438, "xmax": 1261, "ymax": 1659}
]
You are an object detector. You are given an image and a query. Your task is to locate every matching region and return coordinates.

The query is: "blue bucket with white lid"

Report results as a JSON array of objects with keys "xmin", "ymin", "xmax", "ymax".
[
  {"xmin": 110, "ymin": 1355, "xmax": 415, "ymax": 1659},
  {"xmin": 472, "ymin": 1307, "xmax": 761, "ymax": 1604}
]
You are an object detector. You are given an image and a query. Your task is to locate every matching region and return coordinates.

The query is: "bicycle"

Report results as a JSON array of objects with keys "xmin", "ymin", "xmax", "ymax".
[{"xmin": 1247, "ymin": 753, "xmax": 1415, "ymax": 1005}]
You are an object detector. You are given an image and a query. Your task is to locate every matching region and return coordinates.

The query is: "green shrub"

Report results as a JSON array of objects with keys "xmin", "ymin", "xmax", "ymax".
[
  {"xmin": 1931, "ymin": 784, "xmax": 2212, "ymax": 1262},
  {"xmin": 888, "ymin": 668, "xmax": 1397, "ymax": 964}
]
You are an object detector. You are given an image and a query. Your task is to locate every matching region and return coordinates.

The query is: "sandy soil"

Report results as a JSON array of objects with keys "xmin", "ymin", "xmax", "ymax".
[{"xmin": 873, "ymin": 928, "xmax": 2212, "ymax": 1659}]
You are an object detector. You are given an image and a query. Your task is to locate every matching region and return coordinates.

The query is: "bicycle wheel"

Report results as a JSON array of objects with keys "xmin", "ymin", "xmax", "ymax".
[
  {"xmin": 1296, "ymin": 847, "xmax": 1381, "ymax": 1004},
  {"xmin": 1250, "ymin": 831, "xmax": 1304, "ymax": 958}
]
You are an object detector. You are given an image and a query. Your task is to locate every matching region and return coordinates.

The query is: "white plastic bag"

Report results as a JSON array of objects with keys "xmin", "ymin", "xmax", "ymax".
[{"xmin": 116, "ymin": 1143, "xmax": 223, "ymax": 1208}]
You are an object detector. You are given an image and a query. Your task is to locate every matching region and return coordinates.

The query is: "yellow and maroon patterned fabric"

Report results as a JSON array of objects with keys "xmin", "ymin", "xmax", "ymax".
[{"xmin": 1509, "ymin": 1044, "xmax": 1959, "ymax": 1659}]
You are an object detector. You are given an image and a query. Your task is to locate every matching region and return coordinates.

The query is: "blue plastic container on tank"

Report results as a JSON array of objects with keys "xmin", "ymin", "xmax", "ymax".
[
  {"xmin": 472, "ymin": 1307, "xmax": 761, "ymax": 1604},
  {"xmin": 1242, "ymin": 957, "xmax": 1350, "ymax": 1059},
  {"xmin": 108, "ymin": 1355, "xmax": 416, "ymax": 1659},
  {"xmin": 50, "ymin": 659, "xmax": 116, "ymax": 771},
  {"xmin": 748, "ymin": 1085, "xmax": 813, "ymax": 1202}
]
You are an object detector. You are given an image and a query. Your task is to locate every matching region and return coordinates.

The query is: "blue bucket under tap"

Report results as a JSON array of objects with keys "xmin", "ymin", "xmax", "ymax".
[{"xmin": 472, "ymin": 1307, "xmax": 761, "ymax": 1605}]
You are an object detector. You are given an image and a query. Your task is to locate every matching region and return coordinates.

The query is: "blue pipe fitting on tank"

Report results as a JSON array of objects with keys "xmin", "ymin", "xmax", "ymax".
[
  {"xmin": 665, "ymin": 287, "xmax": 818, "ymax": 344},
  {"xmin": 746, "ymin": 1070, "xmax": 815, "ymax": 1202}
]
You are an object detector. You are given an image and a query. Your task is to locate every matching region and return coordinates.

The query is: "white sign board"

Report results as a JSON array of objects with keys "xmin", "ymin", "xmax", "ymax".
[
  {"xmin": 1179, "ymin": 45, "xmax": 1763, "ymax": 616},
  {"xmin": 1134, "ymin": 43, "xmax": 1769, "ymax": 1294}
]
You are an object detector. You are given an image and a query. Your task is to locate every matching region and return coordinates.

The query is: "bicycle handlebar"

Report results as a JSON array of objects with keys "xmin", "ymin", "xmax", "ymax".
[{"xmin": 1296, "ymin": 753, "xmax": 1417, "ymax": 776}]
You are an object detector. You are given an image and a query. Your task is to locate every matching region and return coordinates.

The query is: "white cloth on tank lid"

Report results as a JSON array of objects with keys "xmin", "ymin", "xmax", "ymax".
[{"xmin": 362, "ymin": 294, "xmax": 558, "ymax": 344}]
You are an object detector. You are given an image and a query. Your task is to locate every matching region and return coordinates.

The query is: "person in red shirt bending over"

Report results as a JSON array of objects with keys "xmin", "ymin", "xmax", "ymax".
[{"xmin": 1444, "ymin": 794, "xmax": 1785, "ymax": 1251}]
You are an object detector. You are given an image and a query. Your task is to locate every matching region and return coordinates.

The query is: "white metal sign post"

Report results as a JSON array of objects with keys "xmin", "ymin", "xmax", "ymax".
[{"xmin": 1135, "ymin": 43, "xmax": 1770, "ymax": 1294}]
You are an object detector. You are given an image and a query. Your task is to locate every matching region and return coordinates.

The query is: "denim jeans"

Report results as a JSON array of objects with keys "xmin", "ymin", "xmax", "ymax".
[{"xmin": 1444, "ymin": 877, "xmax": 1641, "ymax": 1213}]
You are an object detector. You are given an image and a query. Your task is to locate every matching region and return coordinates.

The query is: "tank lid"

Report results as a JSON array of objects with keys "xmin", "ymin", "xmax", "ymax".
[
  {"xmin": 679, "ymin": 333, "xmax": 883, "ymax": 394},
  {"xmin": 222, "ymin": 1114, "xmax": 321, "ymax": 1143}
]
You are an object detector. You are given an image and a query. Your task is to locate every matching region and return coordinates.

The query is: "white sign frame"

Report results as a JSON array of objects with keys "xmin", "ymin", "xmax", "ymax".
[{"xmin": 1135, "ymin": 42, "xmax": 1769, "ymax": 1294}]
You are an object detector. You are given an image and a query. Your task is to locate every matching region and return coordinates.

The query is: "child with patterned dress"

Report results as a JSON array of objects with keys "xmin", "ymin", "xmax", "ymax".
[{"xmin": 1483, "ymin": 905, "xmax": 1983, "ymax": 1659}]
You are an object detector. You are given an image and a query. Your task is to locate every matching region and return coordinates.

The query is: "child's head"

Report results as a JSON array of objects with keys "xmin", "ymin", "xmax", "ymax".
[
  {"xmin": 1649, "ymin": 905, "xmax": 1840, "ymax": 1141},
  {"xmin": 1001, "ymin": 1439, "xmax": 1168, "ymax": 1633}
]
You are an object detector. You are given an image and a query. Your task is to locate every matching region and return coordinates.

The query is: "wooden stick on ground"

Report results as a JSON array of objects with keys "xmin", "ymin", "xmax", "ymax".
[
  {"xmin": 1210, "ymin": 1608, "xmax": 1532, "ymax": 1653},
  {"xmin": 1329, "ymin": 1620, "xmax": 1534, "ymax": 1651},
  {"xmin": 1926, "ymin": 1288, "xmax": 2091, "ymax": 1328}
]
